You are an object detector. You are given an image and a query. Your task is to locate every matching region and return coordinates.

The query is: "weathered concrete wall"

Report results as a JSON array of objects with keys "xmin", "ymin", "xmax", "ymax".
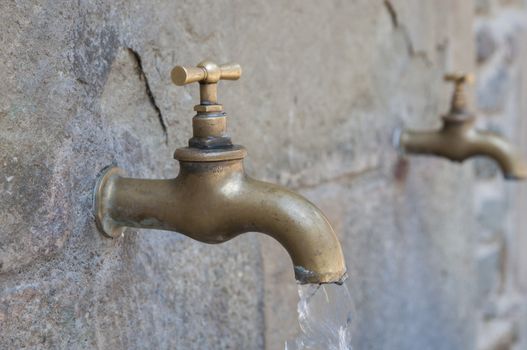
[
  {"xmin": 0, "ymin": 0, "xmax": 526, "ymax": 349},
  {"xmin": 472, "ymin": 1, "xmax": 527, "ymax": 349},
  {"xmin": 262, "ymin": 1, "xmax": 480, "ymax": 349}
]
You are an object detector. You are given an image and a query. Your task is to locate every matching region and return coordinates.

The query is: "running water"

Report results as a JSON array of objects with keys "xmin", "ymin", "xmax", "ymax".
[{"xmin": 285, "ymin": 281, "xmax": 354, "ymax": 350}]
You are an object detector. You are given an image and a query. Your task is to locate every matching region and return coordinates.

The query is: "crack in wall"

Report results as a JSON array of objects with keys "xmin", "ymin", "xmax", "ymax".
[
  {"xmin": 127, "ymin": 48, "xmax": 169, "ymax": 144},
  {"xmin": 291, "ymin": 166, "xmax": 380, "ymax": 191},
  {"xmin": 384, "ymin": 0, "xmax": 398, "ymax": 28},
  {"xmin": 383, "ymin": 0, "xmax": 433, "ymax": 66}
]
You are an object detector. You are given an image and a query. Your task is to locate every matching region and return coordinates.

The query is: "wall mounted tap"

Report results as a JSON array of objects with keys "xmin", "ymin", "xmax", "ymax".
[
  {"xmin": 94, "ymin": 60, "xmax": 347, "ymax": 284},
  {"xmin": 399, "ymin": 74, "xmax": 527, "ymax": 180}
]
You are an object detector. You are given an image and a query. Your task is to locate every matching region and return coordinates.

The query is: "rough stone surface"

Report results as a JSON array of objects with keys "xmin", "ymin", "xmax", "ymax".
[
  {"xmin": 477, "ymin": 199, "xmax": 509, "ymax": 236},
  {"xmin": 474, "ymin": 2, "xmax": 527, "ymax": 350},
  {"xmin": 0, "ymin": 1, "xmax": 264, "ymax": 348},
  {"xmin": 477, "ymin": 65, "xmax": 511, "ymax": 112},
  {"xmin": 476, "ymin": 25, "xmax": 498, "ymax": 63},
  {"xmin": 474, "ymin": 156, "xmax": 502, "ymax": 179},
  {"xmin": 477, "ymin": 319, "xmax": 516, "ymax": 350},
  {"xmin": 476, "ymin": 243, "xmax": 502, "ymax": 303},
  {"xmin": 263, "ymin": 1, "xmax": 480, "ymax": 348},
  {"xmin": 1, "ymin": 0, "xmax": 527, "ymax": 349}
]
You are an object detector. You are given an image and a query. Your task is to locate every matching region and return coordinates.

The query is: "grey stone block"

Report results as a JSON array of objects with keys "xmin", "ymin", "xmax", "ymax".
[
  {"xmin": 477, "ymin": 25, "xmax": 498, "ymax": 64},
  {"xmin": 477, "ymin": 66, "xmax": 511, "ymax": 113},
  {"xmin": 477, "ymin": 199, "xmax": 508, "ymax": 237},
  {"xmin": 474, "ymin": 157, "xmax": 502, "ymax": 180},
  {"xmin": 476, "ymin": 244, "xmax": 502, "ymax": 305}
]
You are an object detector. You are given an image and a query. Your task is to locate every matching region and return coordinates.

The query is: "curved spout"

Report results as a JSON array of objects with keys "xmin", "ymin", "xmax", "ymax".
[
  {"xmin": 469, "ymin": 130, "xmax": 527, "ymax": 180},
  {"xmin": 400, "ymin": 120, "xmax": 527, "ymax": 180},
  {"xmin": 236, "ymin": 177, "xmax": 346, "ymax": 284},
  {"xmin": 95, "ymin": 159, "xmax": 347, "ymax": 284}
]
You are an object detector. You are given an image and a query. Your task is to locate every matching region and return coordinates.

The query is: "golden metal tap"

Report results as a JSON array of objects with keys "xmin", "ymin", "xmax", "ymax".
[
  {"xmin": 171, "ymin": 61, "xmax": 241, "ymax": 106},
  {"xmin": 95, "ymin": 60, "xmax": 347, "ymax": 284},
  {"xmin": 399, "ymin": 73, "xmax": 527, "ymax": 180},
  {"xmin": 171, "ymin": 60, "xmax": 242, "ymax": 149},
  {"xmin": 444, "ymin": 73, "xmax": 474, "ymax": 115}
]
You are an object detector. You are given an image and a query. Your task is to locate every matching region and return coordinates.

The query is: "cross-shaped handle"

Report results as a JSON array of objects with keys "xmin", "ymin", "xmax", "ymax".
[
  {"xmin": 444, "ymin": 73, "xmax": 474, "ymax": 86},
  {"xmin": 171, "ymin": 60, "xmax": 242, "ymax": 109}
]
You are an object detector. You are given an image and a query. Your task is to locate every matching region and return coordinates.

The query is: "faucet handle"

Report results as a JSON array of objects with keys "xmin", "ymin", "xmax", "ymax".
[
  {"xmin": 171, "ymin": 61, "xmax": 241, "ymax": 86},
  {"xmin": 444, "ymin": 73, "xmax": 474, "ymax": 114},
  {"xmin": 444, "ymin": 73, "xmax": 474, "ymax": 86},
  {"xmin": 171, "ymin": 60, "xmax": 242, "ymax": 148},
  {"xmin": 171, "ymin": 60, "xmax": 241, "ymax": 109}
]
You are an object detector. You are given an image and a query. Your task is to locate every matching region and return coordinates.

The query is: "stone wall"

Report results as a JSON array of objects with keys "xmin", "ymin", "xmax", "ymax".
[
  {"xmin": 473, "ymin": 1, "xmax": 527, "ymax": 349},
  {"xmin": 0, "ymin": 1, "xmax": 526, "ymax": 349}
]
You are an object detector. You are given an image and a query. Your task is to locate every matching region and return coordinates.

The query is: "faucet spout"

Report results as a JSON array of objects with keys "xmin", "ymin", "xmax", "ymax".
[
  {"xmin": 400, "ymin": 118, "xmax": 527, "ymax": 180},
  {"xmin": 95, "ymin": 150, "xmax": 346, "ymax": 284},
  {"xmin": 470, "ymin": 130, "xmax": 527, "ymax": 180},
  {"xmin": 239, "ymin": 177, "xmax": 346, "ymax": 284}
]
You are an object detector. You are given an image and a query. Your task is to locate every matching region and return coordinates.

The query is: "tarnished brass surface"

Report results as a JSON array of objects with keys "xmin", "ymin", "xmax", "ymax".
[
  {"xmin": 95, "ymin": 160, "xmax": 346, "ymax": 284},
  {"xmin": 95, "ymin": 60, "xmax": 347, "ymax": 284},
  {"xmin": 171, "ymin": 60, "xmax": 241, "ymax": 107},
  {"xmin": 171, "ymin": 60, "xmax": 242, "ymax": 150},
  {"xmin": 444, "ymin": 73, "xmax": 474, "ymax": 114},
  {"xmin": 174, "ymin": 145, "xmax": 247, "ymax": 162},
  {"xmin": 400, "ymin": 74, "xmax": 527, "ymax": 180}
]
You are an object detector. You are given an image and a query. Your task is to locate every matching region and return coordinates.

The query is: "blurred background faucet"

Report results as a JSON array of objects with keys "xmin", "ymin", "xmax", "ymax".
[{"xmin": 399, "ymin": 74, "xmax": 527, "ymax": 180}]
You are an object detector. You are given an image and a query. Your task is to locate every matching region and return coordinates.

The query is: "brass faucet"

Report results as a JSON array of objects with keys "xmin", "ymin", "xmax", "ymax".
[
  {"xmin": 399, "ymin": 74, "xmax": 527, "ymax": 180},
  {"xmin": 94, "ymin": 60, "xmax": 347, "ymax": 284}
]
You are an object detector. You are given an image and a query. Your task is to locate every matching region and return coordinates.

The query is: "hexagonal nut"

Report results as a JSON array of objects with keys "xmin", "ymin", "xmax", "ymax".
[{"xmin": 193, "ymin": 104, "xmax": 224, "ymax": 113}]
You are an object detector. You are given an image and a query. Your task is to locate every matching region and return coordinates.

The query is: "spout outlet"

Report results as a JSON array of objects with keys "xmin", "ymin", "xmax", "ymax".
[{"xmin": 95, "ymin": 156, "xmax": 347, "ymax": 284}]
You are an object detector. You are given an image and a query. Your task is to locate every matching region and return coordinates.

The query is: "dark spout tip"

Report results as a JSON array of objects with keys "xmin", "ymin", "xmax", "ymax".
[
  {"xmin": 502, "ymin": 162, "xmax": 527, "ymax": 181},
  {"xmin": 294, "ymin": 266, "xmax": 348, "ymax": 285},
  {"xmin": 333, "ymin": 273, "xmax": 349, "ymax": 286}
]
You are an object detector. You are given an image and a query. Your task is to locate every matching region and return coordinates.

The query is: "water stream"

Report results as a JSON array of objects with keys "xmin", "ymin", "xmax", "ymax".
[{"xmin": 285, "ymin": 281, "xmax": 354, "ymax": 350}]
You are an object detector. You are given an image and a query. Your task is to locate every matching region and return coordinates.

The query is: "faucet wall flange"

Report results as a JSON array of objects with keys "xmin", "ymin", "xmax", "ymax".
[{"xmin": 94, "ymin": 166, "xmax": 127, "ymax": 238}]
